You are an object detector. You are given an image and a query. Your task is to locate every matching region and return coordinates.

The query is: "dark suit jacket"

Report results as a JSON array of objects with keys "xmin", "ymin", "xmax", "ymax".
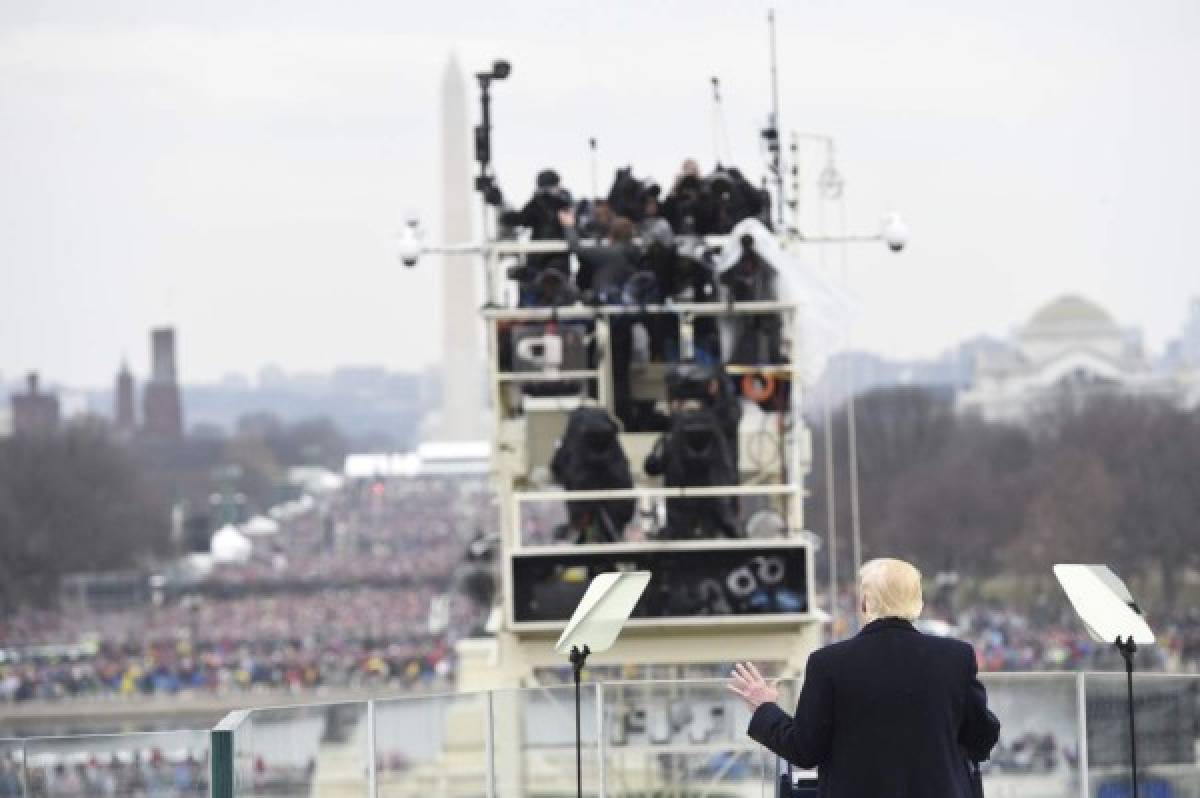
[
  {"xmin": 564, "ymin": 226, "xmax": 640, "ymax": 301},
  {"xmin": 748, "ymin": 617, "xmax": 1000, "ymax": 798}
]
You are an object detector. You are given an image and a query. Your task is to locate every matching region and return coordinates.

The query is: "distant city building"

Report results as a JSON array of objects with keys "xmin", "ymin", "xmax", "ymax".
[
  {"xmin": 143, "ymin": 327, "xmax": 184, "ymax": 438},
  {"xmin": 115, "ymin": 361, "xmax": 136, "ymax": 433},
  {"xmin": 1181, "ymin": 298, "xmax": 1200, "ymax": 366},
  {"xmin": 1165, "ymin": 298, "xmax": 1200, "ymax": 369},
  {"xmin": 1163, "ymin": 298, "xmax": 1200, "ymax": 407},
  {"xmin": 812, "ymin": 295, "xmax": 1199, "ymax": 423},
  {"xmin": 810, "ymin": 336, "xmax": 1006, "ymax": 413},
  {"xmin": 958, "ymin": 295, "xmax": 1178, "ymax": 423},
  {"xmin": 10, "ymin": 372, "xmax": 60, "ymax": 435}
]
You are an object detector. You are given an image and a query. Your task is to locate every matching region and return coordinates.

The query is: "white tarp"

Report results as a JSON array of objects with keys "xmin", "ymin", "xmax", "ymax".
[
  {"xmin": 210, "ymin": 523, "xmax": 253, "ymax": 564},
  {"xmin": 715, "ymin": 218, "xmax": 859, "ymax": 381},
  {"xmin": 243, "ymin": 515, "xmax": 280, "ymax": 537}
]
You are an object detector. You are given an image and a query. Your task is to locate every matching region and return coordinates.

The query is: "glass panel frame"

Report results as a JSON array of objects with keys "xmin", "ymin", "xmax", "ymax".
[
  {"xmin": 230, "ymin": 701, "xmax": 368, "ymax": 798},
  {"xmin": 0, "ymin": 739, "xmax": 27, "ymax": 798},
  {"xmin": 21, "ymin": 730, "xmax": 209, "ymax": 798},
  {"xmin": 374, "ymin": 690, "xmax": 491, "ymax": 798},
  {"xmin": 600, "ymin": 678, "xmax": 782, "ymax": 797},
  {"xmin": 1085, "ymin": 672, "xmax": 1200, "ymax": 798},
  {"xmin": 491, "ymin": 684, "xmax": 601, "ymax": 798},
  {"xmin": 11, "ymin": 669, "xmax": 1200, "ymax": 798}
]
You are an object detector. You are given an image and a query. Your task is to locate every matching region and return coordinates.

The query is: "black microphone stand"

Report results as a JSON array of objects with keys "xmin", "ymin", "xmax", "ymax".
[
  {"xmin": 1115, "ymin": 635, "xmax": 1140, "ymax": 798},
  {"xmin": 569, "ymin": 644, "xmax": 591, "ymax": 798}
]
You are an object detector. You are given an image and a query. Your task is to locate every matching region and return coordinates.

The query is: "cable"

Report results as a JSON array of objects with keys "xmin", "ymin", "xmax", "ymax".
[
  {"xmin": 821, "ymin": 375, "xmax": 839, "ymax": 634},
  {"xmin": 839, "ymin": 193, "xmax": 864, "ymax": 633}
]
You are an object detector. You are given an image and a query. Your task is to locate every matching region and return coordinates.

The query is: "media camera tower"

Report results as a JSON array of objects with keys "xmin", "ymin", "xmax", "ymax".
[{"xmin": 397, "ymin": 18, "xmax": 907, "ymax": 692}]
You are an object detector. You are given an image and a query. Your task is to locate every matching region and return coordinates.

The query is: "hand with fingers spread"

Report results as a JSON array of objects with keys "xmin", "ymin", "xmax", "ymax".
[{"xmin": 726, "ymin": 661, "xmax": 779, "ymax": 710}]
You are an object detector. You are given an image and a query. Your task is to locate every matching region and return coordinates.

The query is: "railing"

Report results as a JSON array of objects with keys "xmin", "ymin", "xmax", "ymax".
[{"xmin": 3, "ymin": 673, "xmax": 1198, "ymax": 797}]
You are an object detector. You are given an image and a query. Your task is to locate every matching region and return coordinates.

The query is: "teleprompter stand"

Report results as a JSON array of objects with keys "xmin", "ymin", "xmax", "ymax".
[
  {"xmin": 1115, "ymin": 635, "xmax": 1140, "ymax": 798},
  {"xmin": 568, "ymin": 643, "xmax": 590, "ymax": 798},
  {"xmin": 1055, "ymin": 564, "xmax": 1155, "ymax": 798},
  {"xmin": 556, "ymin": 571, "xmax": 651, "ymax": 798}
]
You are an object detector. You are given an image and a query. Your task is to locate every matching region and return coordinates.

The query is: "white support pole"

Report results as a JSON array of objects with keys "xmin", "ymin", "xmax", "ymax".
[
  {"xmin": 822, "ymin": 378, "xmax": 839, "ymax": 635},
  {"xmin": 17, "ymin": 745, "xmax": 28, "ymax": 798},
  {"xmin": 846, "ymin": 387, "xmax": 863, "ymax": 629},
  {"xmin": 366, "ymin": 699, "xmax": 377, "ymax": 798},
  {"xmin": 595, "ymin": 682, "xmax": 607, "ymax": 798},
  {"xmin": 485, "ymin": 690, "xmax": 497, "ymax": 798},
  {"xmin": 1076, "ymin": 672, "xmax": 1090, "ymax": 798}
]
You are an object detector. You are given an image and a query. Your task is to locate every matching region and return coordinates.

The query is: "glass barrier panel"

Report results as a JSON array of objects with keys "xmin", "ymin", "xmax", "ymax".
[
  {"xmin": 1085, "ymin": 672, "xmax": 1200, "ymax": 798},
  {"xmin": 22, "ymin": 731, "xmax": 208, "ymax": 798},
  {"xmin": 0, "ymin": 740, "xmax": 26, "ymax": 798},
  {"xmin": 491, "ymin": 685, "xmax": 599, "ymax": 798},
  {"xmin": 232, "ymin": 702, "xmax": 367, "ymax": 798},
  {"xmin": 602, "ymin": 678, "xmax": 783, "ymax": 798},
  {"xmin": 974, "ymin": 673, "xmax": 1082, "ymax": 798},
  {"xmin": 374, "ymin": 691, "xmax": 489, "ymax": 798}
]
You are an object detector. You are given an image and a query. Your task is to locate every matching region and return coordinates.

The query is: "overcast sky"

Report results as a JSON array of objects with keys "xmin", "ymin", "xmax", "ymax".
[{"xmin": 1, "ymin": 0, "xmax": 1197, "ymax": 388}]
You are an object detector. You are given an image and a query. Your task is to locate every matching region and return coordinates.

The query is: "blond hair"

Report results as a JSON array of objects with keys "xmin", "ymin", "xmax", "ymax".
[{"xmin": 860, "ymin": 558, "xmax": 924, "ymax": 622}]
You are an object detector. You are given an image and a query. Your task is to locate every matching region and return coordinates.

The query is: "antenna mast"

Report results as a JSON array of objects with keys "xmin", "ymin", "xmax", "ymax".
[
  {"xmin": 710, "ymin": 77, "xmax": 723, "ymax": 165},
  {"xmin": 766, "ymin": 9, "xmax": 785, "ymax": 227},
  {"xmin": 588, "ymin": 137, "xmax": 599, "ymax": 199}
]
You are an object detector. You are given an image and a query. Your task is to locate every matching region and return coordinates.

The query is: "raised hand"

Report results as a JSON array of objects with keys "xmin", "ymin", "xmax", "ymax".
[{"xmin": 726, "ymin": 661, "xmax": 779, "ymax": 710}]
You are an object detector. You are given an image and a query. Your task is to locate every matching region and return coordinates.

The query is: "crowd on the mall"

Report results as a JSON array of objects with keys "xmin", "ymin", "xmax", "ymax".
[
  {"xmin": 0, "ymin": 587, "xmax": 468, "ymax": 703},
  {"xmin": 5, "ymin": 467, "xmax": 1200, "ymax": 706},
  {"xmin": 0, "ymin": 476, "xmax": 491, "ymax": 704},
  {"xmin": 959, "ymin": 603, "xmax": 1200, "ymax": 672},
  {"xmin": 827, "ymin": 590, "xmax": 1200, "ymax": 674}
]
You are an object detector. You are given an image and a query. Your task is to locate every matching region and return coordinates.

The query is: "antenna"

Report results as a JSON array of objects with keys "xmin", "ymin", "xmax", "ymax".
[
  {"xmin": 789, "ymin": 132, "xmax": 801, "ymax": 233},
  {"xmin": 588, "ymin": 137, "xmax": 599, "ymax": 200},
  {"xmin": 710, "ymin": 77, "xmax": 723, "ymax": 165},
  {"xmin": 765, "ymin": 9, "xmax": 785, "ymax": 227},
  {"xmin": 710, "ymin": 77, "xmax": 735, "ymax": 166}
]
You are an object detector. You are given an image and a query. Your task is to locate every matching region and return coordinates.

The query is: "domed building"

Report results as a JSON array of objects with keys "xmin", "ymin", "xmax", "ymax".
[{"xmin": 958, "ymin": 294, "xmax": 1173, "ymax": 422}]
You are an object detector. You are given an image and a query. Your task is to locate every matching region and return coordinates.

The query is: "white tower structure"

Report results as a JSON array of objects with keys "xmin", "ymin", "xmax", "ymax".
[{"xmin": 437, "ymin": 53, "xmax": 486, "ymax": 441}]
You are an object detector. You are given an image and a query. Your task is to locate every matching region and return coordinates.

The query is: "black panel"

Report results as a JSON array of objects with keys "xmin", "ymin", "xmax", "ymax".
[{"xmin": 511, "ymin": 545, "xmax": 808, "ymax": 623}]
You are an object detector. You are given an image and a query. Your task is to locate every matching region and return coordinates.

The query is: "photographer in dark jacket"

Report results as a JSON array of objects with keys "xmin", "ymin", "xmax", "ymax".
[
  {"xmin": 663, "ymin": 158, "xmax": 714, "ymax": 234},
  {"xmin": 560, "ymin": 209, "xmax": 638, "ymax": 303},
  {"xmin": 549, "ymin": 407, "xmax": 635, "ymax": 543},
  {"xmin": 501, "ymin": 169, "xmax": 573, "ymax": 305},
  {"xmin": 560, "ymin": 208, "xmax": 648, "ymax": 429},
  {"xmin": 728, "ymin": 558, "xmax": 1000, "ymax": 798}
]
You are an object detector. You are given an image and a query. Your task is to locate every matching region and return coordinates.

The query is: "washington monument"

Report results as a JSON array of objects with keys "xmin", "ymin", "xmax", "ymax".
[{"xmin": 436, "ymin": 54, "xmax": 486, "ymax": 441}]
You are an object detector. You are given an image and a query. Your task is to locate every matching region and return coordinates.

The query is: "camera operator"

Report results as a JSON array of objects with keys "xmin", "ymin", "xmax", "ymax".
[
  {"xmin": 720, "ymin": 230, "xmax": 784, "ymax": 366},
  {"xmin": 706, "ymin": 167, "xmax": 769, "ymax": 234},
  {"xmin": 501, "ymin": 169, "xmax": 573, "ymax": 306},
  {"xmin": 577, "ymin": 198, "xmax": 613, "ymax": 240},
  {"xmin": 637, "ymin": 218, "xmax": 683, "ymax": 365},
  {"xmin": 644, "ymin": 404, "xmax": 740, "ymax": 539},
  {"xmin": 663, "ymin": 158, "xmax": 714, "ymax": 235},
  {"xmin": 560, "ymin": 209, "xmax": 638, "ymax": 302},
  {"xmin": 560, "ymin": 208, "xmax": 652, "ymax": 430},
  {"xmin": 607, "ymin": 167, "xmax": 654, "ymax": 223},
  {"xmin": 665, "ymin": 361, "xmax": 742, "ymax": 473},
  {"xmin": 549, "ymin": 407, "xmax": 635, "ymax": 543}
]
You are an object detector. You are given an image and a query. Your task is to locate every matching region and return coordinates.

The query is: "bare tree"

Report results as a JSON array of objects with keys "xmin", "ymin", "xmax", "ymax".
[{"xmin": 0, "ymin": 424, "xmax": 166, "ymax": 611}]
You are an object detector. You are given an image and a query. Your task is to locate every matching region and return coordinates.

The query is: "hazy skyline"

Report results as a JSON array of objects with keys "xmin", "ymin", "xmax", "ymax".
[{"xmin": 2, "ymin": 0, "xmax": 1197, "ymax": 387}]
